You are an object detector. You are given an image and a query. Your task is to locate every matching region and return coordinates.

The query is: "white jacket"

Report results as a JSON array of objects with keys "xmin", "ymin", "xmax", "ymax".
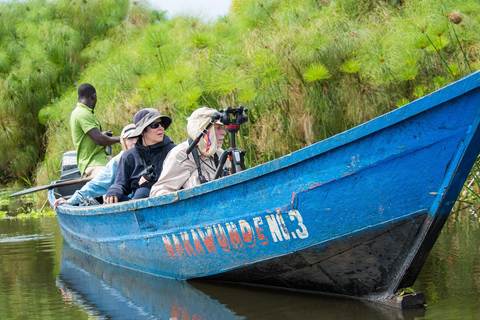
[{"xmin": 149, "ymin": 141, "xmax": 225, "ymax": 197}]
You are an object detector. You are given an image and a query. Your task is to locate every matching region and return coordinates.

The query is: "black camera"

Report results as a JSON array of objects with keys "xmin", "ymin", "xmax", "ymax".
[
  {"xmin": 139, "ymin": 165, "xmax": 157, "ymax": 182},
  {"xmin": 218, "ymin": 106, "xmax": 248, "ymax": 126}
]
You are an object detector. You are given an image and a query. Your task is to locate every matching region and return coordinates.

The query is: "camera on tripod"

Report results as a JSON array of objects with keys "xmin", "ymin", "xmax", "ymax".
[
  {"xmin": 218, "ymin": 106, "xmax": 248, "ymax": 126},
  {"xmin": 139, "ymin": 165, "xmax": 157, "ymax": 182},
  {"xmin": 212, "ymin": 106, "xmax": 248, "ymax": 180}
]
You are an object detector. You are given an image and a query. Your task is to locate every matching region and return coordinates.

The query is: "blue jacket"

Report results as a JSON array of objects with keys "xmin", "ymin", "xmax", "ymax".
[
  {"xmin": 106, "ymin": 136, "xmax": 175, "ymax": 201},
  {"xmin": 68, "ymin": 153, "xmax": 121, "ymax": 205}
]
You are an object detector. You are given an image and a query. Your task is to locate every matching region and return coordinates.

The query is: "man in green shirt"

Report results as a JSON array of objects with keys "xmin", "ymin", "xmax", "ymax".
[{"xmin": 70, "ymin": 83, "xmax": 120, "ymax": 178}]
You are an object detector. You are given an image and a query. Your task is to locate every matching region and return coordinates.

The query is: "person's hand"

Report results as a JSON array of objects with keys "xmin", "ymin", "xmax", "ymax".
[
  {"xmin": 53, "ymin": 198, "xmax": 68, "ymax": 210},
  {"xmin": 105, "ymin": 195, "xmax": 118, "ymax": 204},
  {"xmin": 139, "ymin": 176, "xmax": 147, "ymax": 186}
]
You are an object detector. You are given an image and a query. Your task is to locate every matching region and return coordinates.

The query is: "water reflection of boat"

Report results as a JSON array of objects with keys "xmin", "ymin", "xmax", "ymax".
[
  {"xmin": 50, "ymin": 70, "xmax": 480, "ymax": 308},
  {"xmin": 58, "ymin": 243, "xmax": 425, "ymax": 320},
  {"xmin": 56, "ymin": 244, "xmax": 241, "ymax": 320},
  {"xmin": 190, "ymin": 280, "xmax": 426, "ymax": 320}
]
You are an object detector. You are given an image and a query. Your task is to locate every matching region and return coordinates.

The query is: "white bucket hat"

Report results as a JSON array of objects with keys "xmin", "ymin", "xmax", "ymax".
[{"xmin": 120, "ymin": 124, "xmax": 136, "ymax": 151}]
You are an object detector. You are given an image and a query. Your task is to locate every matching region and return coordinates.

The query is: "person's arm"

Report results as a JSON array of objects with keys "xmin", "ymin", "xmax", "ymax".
[
  {"xmin": 86, "ymin": 127, "xmax": 120, "ymax": 146},
  {"xmin": 87, "ymin": 157, "xmax": 118, "ymax": 194},
  {"xmin": 55, "ymin": 186, "xmax": 88, "ymax": 208},
  {"xmin": 60, "ymin": 158, "xmax": 117, "ymax": 206},
  {"xmin": 150, "ymin": 146, "xmax": 195, "ymax": 197}
]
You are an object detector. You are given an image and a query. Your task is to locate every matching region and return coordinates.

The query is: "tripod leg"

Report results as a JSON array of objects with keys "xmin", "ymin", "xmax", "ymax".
[
  {"xmin": 239, "ymin": 150, "xmax": 246, "ymax": 171},
  {"xmin": 232, "ymin": 149, "xmax": 245, "ymax": 173},
  {"xmin": 214, "ymin": 150, "xmax": 230, "ymax": 180}
]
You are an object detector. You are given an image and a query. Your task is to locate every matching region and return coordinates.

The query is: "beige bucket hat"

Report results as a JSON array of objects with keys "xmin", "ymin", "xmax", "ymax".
[{"xmin": 130, "ymin": 108, "xmax": 172, "ymax": 137}]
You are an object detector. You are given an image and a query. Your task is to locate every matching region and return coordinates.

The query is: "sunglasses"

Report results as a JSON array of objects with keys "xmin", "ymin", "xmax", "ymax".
[{"xmin": 149, "ymin": 121, "xmax": 164, "ymax": 129}]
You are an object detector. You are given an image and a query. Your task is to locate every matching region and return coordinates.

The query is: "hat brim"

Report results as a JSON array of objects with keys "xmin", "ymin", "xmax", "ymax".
[
  {"xmin": 122, "ymin": 128, "xmax": 136, "ymax": 139},
  {"xmin": 130, "ymin": 115, "xmax": 172, "ymax": 137}
]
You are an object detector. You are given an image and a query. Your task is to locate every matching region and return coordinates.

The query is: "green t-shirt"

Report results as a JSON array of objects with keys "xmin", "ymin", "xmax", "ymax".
[{"xmin": 70, "ymin": 103, "xmax": 108, "ymax": 175}]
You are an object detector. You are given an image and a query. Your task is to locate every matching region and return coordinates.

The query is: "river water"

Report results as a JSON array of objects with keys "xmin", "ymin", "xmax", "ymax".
[{"xmin": 0, "ymin": 207, "xmax": 479, "ymax": 319}]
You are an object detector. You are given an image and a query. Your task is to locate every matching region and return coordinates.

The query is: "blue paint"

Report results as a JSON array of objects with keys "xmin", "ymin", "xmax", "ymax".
[{"xmin": 49, "ymin": 70, "xmax": 480, "ymax": 304}]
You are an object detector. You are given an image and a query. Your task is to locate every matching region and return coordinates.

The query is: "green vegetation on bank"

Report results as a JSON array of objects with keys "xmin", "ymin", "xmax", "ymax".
[
  {"xmin": 0, "ymin": 189, "xmax": 55, "ymax": 218},
  {"xmin": 0, "ymin": 0, "xmax": 134, "ymax": 183},
  {"xmin": 2, "ymin": 0, "xmax": 480, "ymax": 215}
]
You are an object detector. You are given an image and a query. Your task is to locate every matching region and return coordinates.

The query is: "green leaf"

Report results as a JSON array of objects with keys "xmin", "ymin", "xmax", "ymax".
[{"xmin": 303, "ymin": 63, "xmax": 331, "ymax": 83}]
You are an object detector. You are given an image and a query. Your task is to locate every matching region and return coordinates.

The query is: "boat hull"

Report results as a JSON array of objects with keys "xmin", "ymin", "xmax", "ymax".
[
  {"xmin": 202, "ymin": 212, "xmax": 428, "ymax": 297},
  {"xmin": 50, "ymin": 71, "xmax": 480, "ymax": 305}
]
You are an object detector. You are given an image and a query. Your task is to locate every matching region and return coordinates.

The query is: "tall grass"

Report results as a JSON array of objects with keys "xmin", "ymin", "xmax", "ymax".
[
  {"xmin": 0, "ymin": 0, "xmax": 131, "ymax": 185},
  {"xmin": 0, "ymin": 0, "xmax": 477, "ymax": 196}
]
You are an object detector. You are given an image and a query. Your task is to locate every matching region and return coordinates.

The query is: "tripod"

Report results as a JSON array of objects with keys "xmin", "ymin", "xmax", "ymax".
[{"xmin": 214, "ymin": 124, "xmax": 246, "ymax": 180}]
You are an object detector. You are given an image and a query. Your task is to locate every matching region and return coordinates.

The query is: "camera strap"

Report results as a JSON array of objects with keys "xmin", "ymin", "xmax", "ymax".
[
  {"xmin": 137, "ymin": 146, "xmax": 166, "ymax": 168},
  {"xmin": 138, "ymin": 153, "xmax": 149, "ymax": 169},
  {"xmin": 188, "ymin": 138, "xmax": 208, "ymax": 184}
]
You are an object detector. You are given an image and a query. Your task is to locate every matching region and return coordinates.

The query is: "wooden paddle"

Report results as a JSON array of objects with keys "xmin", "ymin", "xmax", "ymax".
[{"xmin": 8, "ymin": 177, "xmax": 92, "ymax": 198}]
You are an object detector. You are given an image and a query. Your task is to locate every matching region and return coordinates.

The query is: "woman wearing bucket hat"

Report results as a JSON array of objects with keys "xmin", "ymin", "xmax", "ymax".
[
  {"xmin": 105, "ymin": 108, "xmax": 175, "ymax": 203},
  {"xmin": 150, "ymin": 107, "xmax": 227, "ymax": 197},
  {"xmin": 53, "ymin": 124, "xmax": 138, "ymax": 209}
]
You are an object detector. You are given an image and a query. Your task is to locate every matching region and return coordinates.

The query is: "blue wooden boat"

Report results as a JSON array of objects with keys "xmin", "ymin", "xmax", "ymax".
[{"xmin": 49, "ymin": 70, "xmax": 480, "ymax": 308}]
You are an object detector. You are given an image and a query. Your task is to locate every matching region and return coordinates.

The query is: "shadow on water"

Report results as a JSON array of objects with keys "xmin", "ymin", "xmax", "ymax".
[{"xmin": 59, "ymin": 244, "xmax": 426, "ymax": 320}]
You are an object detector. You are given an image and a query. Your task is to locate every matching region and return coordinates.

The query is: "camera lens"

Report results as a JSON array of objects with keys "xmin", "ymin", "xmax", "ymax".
[{"xmin": 221, "ymin": 113, "xmax": 230, "ymax": 125}]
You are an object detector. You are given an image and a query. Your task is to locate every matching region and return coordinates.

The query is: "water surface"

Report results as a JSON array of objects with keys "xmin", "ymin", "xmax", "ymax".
[{"xmin": 0, "ymin": 207, "xmax": 479, "ymax": 319}]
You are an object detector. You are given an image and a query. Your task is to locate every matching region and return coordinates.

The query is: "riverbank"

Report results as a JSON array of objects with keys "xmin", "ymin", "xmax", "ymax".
[{"xmin": 0, "ymin": 189, "xmax": 55, "ymax": 219}]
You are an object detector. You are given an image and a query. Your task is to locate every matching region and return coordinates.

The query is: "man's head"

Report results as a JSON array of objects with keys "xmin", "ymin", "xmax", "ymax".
[
  {"xmin": 77, "ymin": 83, "xmax": 97, "ymax": 109},
  {"xmin": 130, "ymin": 108, "xmax": 172, "ymax": 146},
  {"xmin": 120, "ymin": 124, "xmax": 138, "ymax": 151},
  {"xmin": 187, "ymin": 107, "xmax": 225, "ymax": 157}
]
